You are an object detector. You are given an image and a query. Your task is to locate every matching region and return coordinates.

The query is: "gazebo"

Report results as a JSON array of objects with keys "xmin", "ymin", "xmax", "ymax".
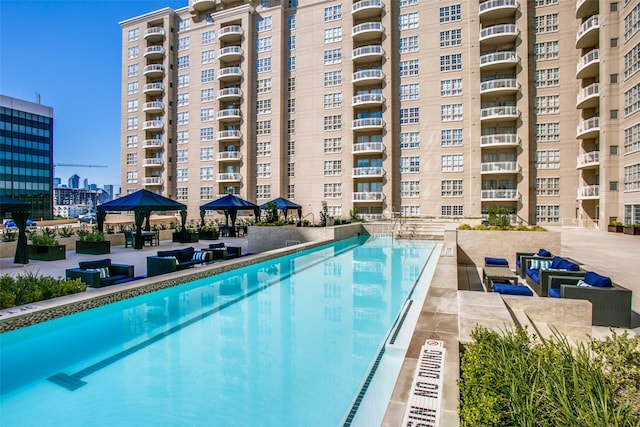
[
  {"xmin": 0, "ymin": 195, "xmax": 30, "ymax": 264},
  {"xmin": 259, "ymin": 197, "xmax": 302, "ymax": 221},
  {"xmin": 200, "ymin": 194, "xmax": 259, "ymax": 237},
  {"xmin": 97, "ymin": 189, "xmax": 187, "ymax": 249}
]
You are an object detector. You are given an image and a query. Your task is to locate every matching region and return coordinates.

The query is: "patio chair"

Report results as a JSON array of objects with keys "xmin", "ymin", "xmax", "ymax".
[
  {"xmin": 124, "ymin": 230, "xmax": 134, "ymax": 248},
  {"xmin": 66, "ymin": 258, "xmax": 134, "ymax": 288}
]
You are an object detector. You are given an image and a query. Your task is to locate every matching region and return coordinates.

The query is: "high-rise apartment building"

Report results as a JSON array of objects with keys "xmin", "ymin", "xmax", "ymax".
[
  {"xmin": 120, "ymin": 0, "xmax": 640, "ymax": 228},
  {"xmin": 0, "ymin": 95, "xmax": 54, "ymax": 220}
]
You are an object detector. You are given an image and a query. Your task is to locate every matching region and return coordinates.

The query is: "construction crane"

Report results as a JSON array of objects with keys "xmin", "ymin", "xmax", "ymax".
[{"xmin": 54, "ymin": 163, "xmax": 109, "ymax": 168}]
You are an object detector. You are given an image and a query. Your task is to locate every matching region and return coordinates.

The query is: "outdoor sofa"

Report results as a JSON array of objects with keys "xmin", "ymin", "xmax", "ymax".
[
  {"xmin": 202, "ymin": 242, "xmax": 242, "ymax": 260},
  {"xmin": 515, "ymin": 248, "xmax": 552, "ymax": 278},
  {"xmin": 525, "ymin": 256, "xmax": 584, "ymax": 297},
  {"xmin": 146, "ymin": 246, "xmax": 211, "ymax": 277},
  {"xmin": 66, "ymin": 258, "xmax": 135, "ymax": 288},
  {"xmin": 548, "ymin": 271, "xmax": 632, "ymax": 328}
]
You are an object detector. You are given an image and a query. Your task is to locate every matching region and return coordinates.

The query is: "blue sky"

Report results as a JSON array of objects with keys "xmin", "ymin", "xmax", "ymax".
[{"xmin": 1, "ymin": 0, "xmax": 187, "ymax": 190}]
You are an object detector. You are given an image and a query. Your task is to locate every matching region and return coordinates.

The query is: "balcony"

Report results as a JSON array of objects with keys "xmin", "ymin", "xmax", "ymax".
[
  {"xmin": 142, "ymin": 120, "xmax": 163, "ymax": 131},
  {"xmin": 352, "ymin": 93, "xmax": 384, "ymax": 107},
  {"xmin": 576, "ymin": 0, "xmax": 598, "ymax": 19},
  {"xmin": 576, "ymin": 82, "xmax": 599, "ymax": 109},
  {"xmin": 480, "ymin": 133, "xmax": 519, "ymax": 147},
  {"xmin": 576, "ymin": 49, "xmax": 599, "ymax": 79},
  {"xmin": 352, "ymin": 22, "xmax": 384, "ymax": 41},
  {"xmin": 217, "ymin": 151, "xmax": 242, "ymax": 161},
  {"xmin": 217, "ymin": 109, "xmax": 241, "ymax": 121},
  {"xmin": 352, "ymin": 117, "xmax": 384, "ymax": 130},
  {"xmin": 217, "ymin": 173, "xmax": 242, "ymax": 182},
  {"xmin": 479, "ymin": 51, "xmax": 518, "ymax": 70},
  {"xmin": 481, "ymin": 189, "xmax": 519, "ymax": 201},
  {"xmin": 576, "ymin": 14, "xmax": 599, "ymax": 48},
  {"xmin": 143, "ymin": 64, "xmax": 164, "ymax": 77},
  {"xmin": 576, "ymin": 151, "xmax": 600, "ymax": 169},
  {"xmin": 217, "ymin": 67, "xmax": 242, "ymax": 81},
  {"xmin": 352, "ymin": 69, "xmax": 384, "ymax": 85},
  {"xmin": 479, "ymin": 23, "xmax": 518, "ymax": 44},
  {"xmin": 143, "ymin": 82, "xmax": 164, "ymax": 95},
  {"xmin": 142, "ymin": 101, "xmax": 163, "ymax": 113},
  {"xmin": 480, "ymin": 78, "xmax": 519, "ymax": 95},
  {"xmin": 218, "ymin": 46, "xmax": 243, "ymax": 61},
  {"xmin": 577, "ymin": 184, "xmax": 599, "ymax": 200},
  {"xmin": 143, "ymin": 45, "xmax": 165, "ymax": 59},
  {"xmin": 142, "ymin": 139, "xmax": 164, "ymax": 149},
  {"xmin": 217, "ymin": 130, "xmax": 242, "ymax": 140},
  {"xmin": 480, "ymin": 106, "xmax": 519, "ymax": 122},
  {"xmin": 144, "ymin": 27, "xmax": 165, "ymax": 41},
  {"xmin": 218, "ymin": 25, "xmax": 243, "ymax": 42},
  {"xmin": 352, "ymin": 0, "xmax": 383, "ymax": 19},
  {"xmin": 352, "ymin": 167, "xmax": 384, "ymax": 178},
  {"xmin": 192, "ymin": 0, "xmax": 215, "ymax": 12},
  {"xmin": 481, "ymin": 161, "xmax": 520, "ymax": 174},
  {"xmin": 353, "ymin": 141, "xmax": 384, "ymax": 154},
  {"xmin": 143, "ymin": 177, "xmax": 163, "ymax": 186},
  {"xmin": 352, "ymin": 45, "xmax": 384, "ymax": 62},
  {"xmin": 576, "ymin": 117, "xmax": 600, "ymax": 139},
  {"xmin": 217, "ymin": 87, "xmax": 242, "ymax": 100},
  {"xmin": 142, "ymin": 158, "xmax": 163, "ymax": 168},
  {"xmin": 353, "ymin": 192, "xmax": 384, "ymax": 202},
  {"xmin": 479, "ymin": 0, "xmax": 518, "ymax": 19}
]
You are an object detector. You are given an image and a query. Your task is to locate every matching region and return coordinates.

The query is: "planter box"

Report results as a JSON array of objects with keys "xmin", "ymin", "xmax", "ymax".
[
  {"xmin": 76, "ymin": 240, "xmax": 111, "ymax": 255},
  {"xmin": 172, "ymin": 232, "xmax": 200, "ymax": 243},
  {"xmin": 608, "ymin": 225, "xmax": 624, "ymax": 233},
  {"xmin": 623, "ymin": 226, "xmax": 640, "ymax": 235},
  {"xmin": 27, "ymin": 244, "xmax": 66, "ymax": 261},
  {"xmin": 199, "ymin": 230, "xmax": 219, "ymax": 240}
]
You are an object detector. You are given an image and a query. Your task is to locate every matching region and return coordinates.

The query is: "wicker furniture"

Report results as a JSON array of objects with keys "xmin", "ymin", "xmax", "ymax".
[{"xmin": 66, "ymin": 258, "xmax": 134, "ymax": 288}]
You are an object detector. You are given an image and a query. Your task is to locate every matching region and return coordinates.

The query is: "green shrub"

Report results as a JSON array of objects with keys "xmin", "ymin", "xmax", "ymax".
[
  {"xmin": 2, "ymin": 229, "xmax": 18, "ymax": 242},
  {"xmin": 473, "ymin": 224, "xmax": 488, "ymax": 230},
  {"xmin": 77, "ymin": 230, "xmax": 105, "ymax": 242},
  {"xmin": 57, "ymin": 226, "xmax": 75, "ymax": 238},
  {"xmin": 30, "ymin": 234, "xmax": 59, "ymax": 246},
  {"xmin": 487, "ymin": 206, "xmax": 510, "ymax": 228},
  {"xmin": 0, "ymin": 272, "xmax": 86, "ymax": 309},
  {"xmin": 457, "ymin": 223, "xmax": 472, "ymax": 230}
]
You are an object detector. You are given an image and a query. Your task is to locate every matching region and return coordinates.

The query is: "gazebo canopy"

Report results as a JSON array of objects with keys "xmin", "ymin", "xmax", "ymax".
[
  {"xmin": 200, "ymin": 194, "xmax": 259, "ymax": 237},
  {"xmin": 0, "ymin": 195, "xmax": 31, "ymax": 264},
  {"xmin": 97, "ymin": 189, "xmax": 187, "ymax": 249},
  {"xmin": 259, "ymin": 197, "xmax": 302, "ymax": 220}
]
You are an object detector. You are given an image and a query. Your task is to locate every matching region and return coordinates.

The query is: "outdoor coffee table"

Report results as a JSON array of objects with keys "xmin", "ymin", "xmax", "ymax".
[{"xmin": 482, "ymin": 265, "xmax": 518, "ymax": 291}]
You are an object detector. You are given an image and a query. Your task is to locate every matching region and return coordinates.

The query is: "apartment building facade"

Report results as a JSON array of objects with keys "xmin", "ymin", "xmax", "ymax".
[{"xmin": 120, "ymin": 0, "xmax": 640, "ymax": 228}]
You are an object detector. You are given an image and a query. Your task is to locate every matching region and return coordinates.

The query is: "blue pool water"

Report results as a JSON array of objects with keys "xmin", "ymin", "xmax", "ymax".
[{"xmin": 0, "ymin": 236, "xmax": 437, "ymax": 426}]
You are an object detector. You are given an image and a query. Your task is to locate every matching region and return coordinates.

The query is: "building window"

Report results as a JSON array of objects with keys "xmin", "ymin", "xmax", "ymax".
[
  {"xmin": 399, "ymin": 59, "xmax": 419, "ymax": 76},
  {"xmin": 400, "ymin": 156, "xmax": 420, "ymax": 173},
  {"xmin": 256, "ymin": 184, "xmax": 271, "ymax": 199},
  {"xmin": 441, "ymin": 180, "xmax": 463, "ymax": 197},
  {"xmin": 400, "ymin": 131, "xmax": 420, "ymax": 149},
  {"xmin": 127, "ymin": 46, "xmax": 138, "ymax": 60},
  {"xmin": 439, "ymin": 29, "xmax": 462, "ymax": 47},
  {"xmin": 287, "ymin": 162, "xmax": 295, "ymax": 177},
  {"xmin": 288, "ymin": 77, "xmax": 296, "ymax": 92},
  {"xmin": 324, "ymin": 48, "xmax": 342, "ymax": 65},
  {"xmin": 400, "ymin": 0, "xmax": 418, "ymax": 6},
  {"xmin": 177, "ymin": 55, "xmax": 189, "ymax": 70},
  {"xmin": 177, "ymin": 169, "xmax": 188, "ymax": 182},
  {"xmin": 624, "ymin": 123, "xmax": 640, "ymax": 153},
  {"xmin": 624, "ymin": 82, "xmax": 640, "ymax": 116},
  {"xmin": 323, "ymin": 115, "xmax": 342, "ymax": 131},
  {"xmin": 401, "ymin": 206, "xmax": 420, "ymax": 217},
  {"xmin": 441, "ymin": 129, "xmax": 463, "ymax": 146},
  {"xmin": 611, "ymin": 109, "xmax": 619, "ymax": 119},
  {"xmin": 201, "ymin": 88, "xmax": 214, "ymax": 103},
  {"xmin": 202, "ymin": 30, "xmax": 215, "ymax": 45},
  {"xmin": 535, "ymin": 205, "xmax": 560, "ymax": 223},
  {"xmin": 200, "ymin": 187, "xmax": 215, "ymax": 200},
  {"xmin": 324, "ymin": 160, "xmax": 341, "ymax": 176},
  {"xmin": 624, "ymin": 4, "xmax": 640, "ymax": 41},
  {"xmin": 202, "ymin": 49, "xmax": 215, "ymax": 64},
  {"xmin": 399, "ymin": 35, "xmax": 419, "ymax": 53},
  {"xmin": 440, "ymin": 53, "xmax": 462, "ymax": 72},
  {"xmin": 178, "ymin": 36, "xmax": 190, "ymax": 51},
  {"xmin": 257, "ymin": 16, "xmax": 272, "ymax": 32},
  {"xmin": 287, "ymin": 185, "xmax": 295, "ymax": 199},
  {"xmin": 324, "ymin": 137, "xmax": 342, "ymax": 153},
  {"xmin": 624, "ymin": 163, "xmax": 640, "ymax": 191},
  {"xmin": 288, "ymin": 140, "xmax": 295, "ymax": 155},
  {"xmin": 257, "ymin": 57, "xmax": 272, "ymax": 73},
  {"xmin": 127, "ymin": 82, "xmax": 138, "ymax": 95},
  {"xmin": 126, "ymin": 171, "xmax": 137, "ymax": 184},
  {"xmin": 611, "ymin": 145, "xmax": 619, "ymax": 155},
  {"xmin": 256, "ymin": 120, "xmax": 271, "ymax": 135},
  {"xmin": 200, "ymin": 108, "xmax": 214, "ymax": 122},
  {"xmin": 257, "ymin": 99, "xmax": 272, "ymax": 115},
  {"xmin": 441, "ymin": 205, "xmax": 463, "ymax": 216},
  {"xmin": 178, "ymin": 18, "xmax": 190, "ymax": 32},
  {"xmin": 610, "ymin": 181, "xmax": 619, "ymax": 191},
  {"xmin": 177, "ymin": 112, "xmax": 189, "ymax": 125},
  {"xmin": 441, "ymin": 154, "xmax": 463, "ymax": 172},
  {"xmin": 126, "ymin": 99, "xmax": 138, "ymax": 112},
  {"xmin": 126, "ymin": 135, "xmax": 138, "ymax": 148},
  {"xmin": 127, "ymin": 64, "xmax": 138, "ymax": 77},
  {"xmin": 535, "ymin": 0, "xmax": 558, "ymax": 5},
  {"xmin": 127, "ymin": 28, "xmax": 139, "ymax": 42},
  {"xmin": 440, "ymin": 78, "xmax": 462, "ymax": 96},
  {"xmin": 288, "ymin": 56, "xmax": 296, "ymax": 71},
  {"xmin": 256, "ymin": 163, "xmax": 271, "ymax": 178},
  {"xmin": 257, "ymin": 36, "xmax": 272, "ymax": 53},
  {"xmin": 257, "ymin": 78, "xmax": 272, "ymax": 93},
  {"xmin": 126, "ymin": 117, "xmax": 138, "ymax": 130},
  {"xmin": 324, "ymin": 5, "xmax": 342, "ymax": 21},
  {"xmin": 177, "ymin": 74, "xmax": 189, "ymax": 88},
  {"xmin": 323, "ymin": 183, "xmax": 342, "ymax": 198},
  {"xmin": 288, "ymin": 15, "xmax": 296, "ymax": 30},
  {"xmin": 323, "ymin": 93, "xmax": 342, "ymax": 109},
  {"xmin": 200, "ymin": 128, "xmax": 214, "ymax": 141},
  {"xmin": 535, "ymin": 150, "xmax": 560, "ymax": 169},
  {"xmin": 324, "ymin": 27, "xmax": 342, "ymax": 43},
  {"xmin": 176, "ymin": 188, "xmax": 188, "ymax": 200},
  {"xmin": 536, "ymin": 177, "xmax": 560, "ymax": 196},
  {"xmin": 288, "ymin": 35, "xmax": 296, "ymax": 50},
  {"xmin": 256, "ymin": 141, "xmax": 271, "ymax": 157},
  {"xmin": 625, "ymin": 44, "xmax": 640, "ymax": 80},
  {"xmin": 177, "ymin": 130, "xmax": 188, "ymax": 145},
  {"xmin": 400, "ymin": 181, "xmax": 420, "ymax": 198},
  {"xmin": 535, "ymin": 13, "xmax": 559, "ymax": 33},
  {"xmin": 177, "ymin": 93, "xmax": 189, "ymax": 106},
  {"xmin": 177, "ymin": 149, "xmax": 188, "ymax": 163},
  {"xmin": 535, "ymin": 95, "xmax": 560, "ymax": 114},
  {"xmin": 439, "ymin": 5, "xmax": 461, "ymax": 23},
  {"xmin": 441, "ymin": 104, "xmax": 463, "ymax": 121},
  {"xmin": 535, "ymin": 122, "xmax": 560, "ymax": 142},
  {"xmin": 399, "ymin": 83, "xmax": 419, "ymax": 101},
  {"xmin": 288, "ymin": 98, "xmax": 296, "ymax": 113},
  {"xmin": 126, "ymin": 153, "xmax": 137, "ymax": 166},
  {"xmin": 612, "ymin": 73, "xmax": 619, "ymax": 84},
  {"xmin": 399, "ymin": 12, "xmax": 419, "ymax": 30},
  {"xmin": 534, "ymin": 41, "xmax": 559, "ymax": 61},
  {"xmin": 400, "ymin": 107, "xmax": 420, "ymax": 124},
  {"xmin": 535, "ymin": 68, "xmax": 560, "ymax": 87},
  {"xmin": 324, "ymin": 71, "xmax": 342, "ymax": 87},
  {"xmin": 200, "ymin": 147, "xmax": 214, "ymax": 160},
  {"xmin": 201, "ymin": 69, "xmax": 215, "ymax": 83},
  {"xmin": 288, "ymin": 119, "xmax": 295, "ymax": 134}
]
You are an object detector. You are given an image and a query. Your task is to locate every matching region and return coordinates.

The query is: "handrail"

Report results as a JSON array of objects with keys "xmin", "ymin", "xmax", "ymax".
[{"xmin": 301, "ymin": 212, "xmax": 315, "ymax": 226}]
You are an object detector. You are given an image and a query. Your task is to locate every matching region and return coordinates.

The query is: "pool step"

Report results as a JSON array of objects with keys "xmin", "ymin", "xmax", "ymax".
[{"xmin": 395, "ymin": 222, "xmax": 446, "ymax": 240}]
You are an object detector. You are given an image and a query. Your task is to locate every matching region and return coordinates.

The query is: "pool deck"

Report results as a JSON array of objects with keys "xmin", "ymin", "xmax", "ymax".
[{"xmin": 1, "ymin": 227, "xmax": 639, "ymax": 426}]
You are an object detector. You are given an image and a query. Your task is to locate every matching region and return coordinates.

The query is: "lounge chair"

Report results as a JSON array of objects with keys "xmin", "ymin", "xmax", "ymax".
[
  {"xmin": 515, "ymin": 248, "xmax": 552, "ymax": 278},
  {"xmin": 524, "ymin": 256, "xmax": 584, "ymax": 297},
  {"xmin": 146, "ymin": 246, "xmax": 211, "ymax": 277},
  {"xmin": 66, "ymin": 258, "xmax": 134, "ymax": 288}
]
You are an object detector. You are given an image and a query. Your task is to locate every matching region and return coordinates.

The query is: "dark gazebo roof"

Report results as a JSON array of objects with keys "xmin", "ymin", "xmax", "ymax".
[{"xmin": 97, "ymin": 189, "xmax": 186, "ymax": 212}]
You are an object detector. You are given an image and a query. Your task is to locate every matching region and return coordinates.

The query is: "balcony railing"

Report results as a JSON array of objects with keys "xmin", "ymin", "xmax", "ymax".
[
  {"xmin": 353, "ymin": 141, "xmax": 383, "ymax": 153},
  {"xmin": 481, "ymin": 189, "xmax": 519, "ymax": 200},
  {"xmin": 142, "ymin": 101, "xmax": 163, "ymax": 112},
  {"xmin": 576, "ymin": 49, "xmax": 599, "ymax": 77},
  {"xmin": 577, "ymin": 185, "xmax": 599, "ymax": 199},
  {"xmin": 142, "ymin": 158, "xmax": 163, "ymax": 167},
  {"xmin": 352, "ymin": 45, "xmax": 384, "ymax": 60},
  {"xmin": 479, "ymin": 23, "xmax": 518, "ymax": 40},
  {"xmin": 143, "ymin": 177, "xmax": 163, "ymax": 186},
  {"xmin": 142, "ymin": 120, "xmax": 163, "ymax": 130},
  {"xmin": 352, "ymin": 22, "xmax": 383, "ymax": 38},
  {"xmin": 143, "ymin": 46, "xmax": 165, "ymax": 58},
  {"xmin": 480, "ymin": 78, "xmax": 519, "ymax": 93},
  {"xmin": 143, "ymin": 64, "xmax": 164, "ymax": 76},
  {"xmin": 352, "ymin": 0, "xmax": 383, "ymax": 15},
  {"xmin": 142, "ymin": 139, "xmax": 163, "ymax": 149},
  {"xmin": 577, "ymin": 151, "xmax": 600, "ymax": 168},
  {"xmin": 352, "ymin": 118, "xmax": 384, "ymax": 129},
  {"xmin": 217, "ymin": 151, "xmax": 242, "ymax": 161},
  {"xmin": 353, "ymin": 192, "xmax": 384, "ymax": 201},
  {"xmin": 218, "ymin": 46, "xmax": 243, "ymax": 59},
  {"xmin": 217, "ymin": 88, "xmax": 242, "ymax": 99},
  {"xmin": 576, "ymin": 14, "xmax": 599, "ymax": 43},
  {"xmin": 352, "ymin": 167, "xmax": 383, "ymax": 177},
  {"xmin": 217, "ymin": 67, "xmax": 242, "ymax": 79},
  {"xmin": 192, "ymin": 0, "xmax": 215, "ymax": 12},
  {"xmin": 144, "ymin": 27, "xmax": 165, "ymax": 40},
  {"xmin": 576, "ymin": 82, "xmax": 599, "ymax": 107},
  {"xmin": 479, "ymin": 0, "xmax": 518, "ymax": 15},
  {"xmin": 217, "ymin": 109, "xmax": 241, "ymax": 120},
  {"xmin": 143, "ymin": 82, "xmax": 164, "ymax": 93},
  {"xmin": 576, "ymin": 117, "xmax": 600, "ymax": 137},
  {"xmin": 218, "ymin": 26, "xmax": 243, "ymax": 39},
  {"xmin": 352, "ymin": 69, "xmax": 384, "ymax": 83},
  {"xmin": 481, "ymin": 161, "xmax": 519, "ymax": 173},
  {"xmin": 217, "ymin": 130, "xmax": 242, "ymax": 140},
  {"xmin": 217, "ymin": 173, "xmax": 242, "ymax": 181},
  {"xmin": 352, "ymin": 93, "xmax": 384, "ymax": 106},
  {"xmin": 480, "ymin": 106, "xmax": 519, "ymax": 119},
  {"xmin": 479, "ymin": 51, "xmax": 518, "ymax": 67},
  {"xmin": 480, "ymin": 133, "xmax": 519, "ymax": 147}
]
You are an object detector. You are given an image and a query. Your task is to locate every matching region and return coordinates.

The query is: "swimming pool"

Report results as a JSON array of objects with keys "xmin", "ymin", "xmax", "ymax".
[{"xmin": 0, "ymin": 236, "xmax": 439, "ymax": 426}]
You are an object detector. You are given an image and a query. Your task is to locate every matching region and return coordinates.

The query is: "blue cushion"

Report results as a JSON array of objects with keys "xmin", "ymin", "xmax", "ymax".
[
  {"xmin": 548, "ymin": 288, "xmax": 561, "ymax": 298},
  {"xmin": 79, "ymin": 258, "xmax": 112, "ymax": 270},
  {"xmin": 493, "ymin": 283, "xmax": 533, "ymax": 296},
  {"xmin": 526, "ymin": 268, "xmax": 539, "ymax": 284},
  {"xmin": 584, "ymin": 271, "xmax": 611, "ymax": 288},
  {"xmin": 485, "ymin": 257, "xmax": 509, "ymax": 266},
  {"xmin": 515, "ymin": 259, "xmax": 521, "ymax": 267},
  {"xmin": 537, "ymin": 248, "xmax": 551, "ymax": 257},
  {"xmin": 550, "ymin": 256, "xmax": 579, "ymax": 272}
]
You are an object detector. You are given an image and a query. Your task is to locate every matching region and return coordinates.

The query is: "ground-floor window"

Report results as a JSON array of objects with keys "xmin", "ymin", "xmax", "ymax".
[
  {"xmin": 535, "ymin": 205, "xmax": 560, "ymax": 223},
  {"xmin": 441, "ymin": 205, "xmax": 463, "ymax": 217},
  {"xmin": 624, "ymin": 204, "xmax": 640, "ymax": 225}
]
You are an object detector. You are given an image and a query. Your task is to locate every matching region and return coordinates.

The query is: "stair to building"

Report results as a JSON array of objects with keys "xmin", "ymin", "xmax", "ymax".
[{"xmin": 394, "ymin": 221, "xmax": 446, "ymax": 240}]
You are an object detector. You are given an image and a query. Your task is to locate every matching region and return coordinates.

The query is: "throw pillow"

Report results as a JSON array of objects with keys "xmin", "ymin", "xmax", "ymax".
[
  {"xmin": 192, "ymin": 251, "xmax": 206, "ymax": 262},
  {"xmin": 529, "ymin": 259, "xmax": 551, "ymax": 270},
  {"xmin": 584, "ymin": 271, "xmax": 612, "ymax": 288},
  {"xmin": 87, "ymin": 267, "xmax": 110, "ymax": 279},
  {"xmin": 537, "ymin": 248, "xmax": 551, "ymax": 257},
  {"xmin": 576, "ymin": 279, "xmax": 591, "ymax": 287}
]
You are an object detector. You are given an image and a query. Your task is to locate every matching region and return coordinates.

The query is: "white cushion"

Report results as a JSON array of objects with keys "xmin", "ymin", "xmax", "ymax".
[{"xmin": 529, "ymin": 259, "xmax": 551, "ymax": 270}]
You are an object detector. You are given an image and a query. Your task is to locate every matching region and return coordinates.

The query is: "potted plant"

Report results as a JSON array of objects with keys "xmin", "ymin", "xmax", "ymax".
[
  {"xmin": 76, "ymin": 230, "xmax": 110, "ymax": 255},
  {"xmin": 28, "ymin": 234, "xmax": 66, "ymax": 261},
  {"xmin": 198, "ymin": 222, "xmax": 219, "ymax": 240},
  {"xmin": 623, "ymin": 223, "xmax": 640, "ymax": 235},
  {"xmin": 608, "ymin": 221, "xmax": 624, "ymax": 233},
  {"xmin": 172, "ymin": 226, "xmax": 199, "ymax": 243}
]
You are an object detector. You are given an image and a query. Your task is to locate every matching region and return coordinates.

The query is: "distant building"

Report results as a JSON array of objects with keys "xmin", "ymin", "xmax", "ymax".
[
  {"xmin": 53, "ymin": 177, "xmax": 61, "ymax": 187},
  {"xmin": 0, "ymin": 95, "xmax": 54, "ymax": 220},
  {"xmin": 68, "ymin": 174, "xmax": 80, "ymax": 189},
  {"xmin": 53, "ymin": 204, "xmax": 85, "ymax": 219},
  {"xmin": 53, "ymin": 187, "xmax": 102, "ymax": 213},
  {"xmin": 102, "ymin": 184, "xmax": 114, "ymax": 202}
]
